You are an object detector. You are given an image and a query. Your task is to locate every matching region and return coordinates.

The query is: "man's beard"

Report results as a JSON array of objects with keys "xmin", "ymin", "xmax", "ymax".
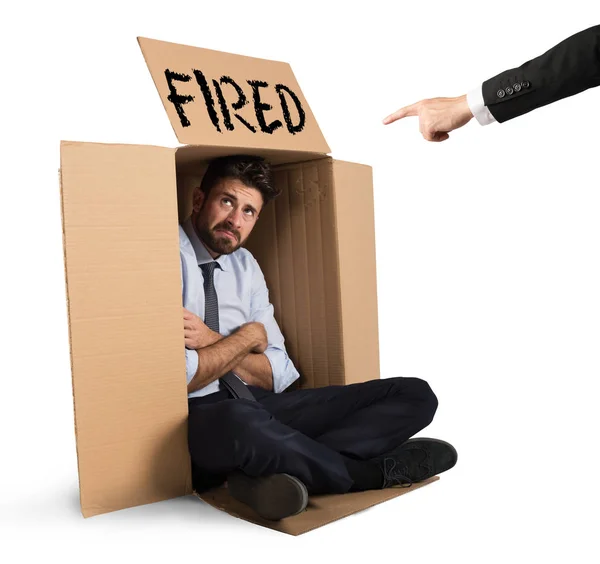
[{"xmin": 196, "ymin": 219, "xmax": 242, "ymax": 255}]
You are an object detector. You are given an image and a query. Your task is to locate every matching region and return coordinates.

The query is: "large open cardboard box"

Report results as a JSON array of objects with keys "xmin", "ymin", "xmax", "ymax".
[{"xmin": 59, "ymin": 37, "xmax": 436, "ymax": 534}]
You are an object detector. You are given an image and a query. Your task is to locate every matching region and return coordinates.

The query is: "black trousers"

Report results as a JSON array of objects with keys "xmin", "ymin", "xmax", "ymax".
[{"xmin": 187, "ymin": 377, "xmax": 438, "ymax": 495}]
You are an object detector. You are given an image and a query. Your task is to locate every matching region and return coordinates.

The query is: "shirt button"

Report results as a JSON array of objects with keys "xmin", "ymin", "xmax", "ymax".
[
  {"xmin": 505, "ymin": 86, "xmax": 514, "ymax": 95},
  {"xmin": 497, "ymin": 89, "xmax": 505, "ymax": 98},
  {"xmin": 521, "ymin": 80, "xmax": 530, "ymax": 88},
  {"xmin": 513, "ymin": 83, "xmax": 522, "ymax": 92}
]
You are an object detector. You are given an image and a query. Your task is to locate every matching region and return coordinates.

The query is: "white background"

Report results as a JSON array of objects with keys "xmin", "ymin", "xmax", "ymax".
[{"xmin": 1, "ymin": 1, "xmax": 599, "ymax": 561}]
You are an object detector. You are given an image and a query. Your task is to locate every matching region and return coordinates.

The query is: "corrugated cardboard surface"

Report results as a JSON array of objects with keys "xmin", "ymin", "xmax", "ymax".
[
  {"xmin": 198, "ymin": 477, "xmax": 439, "ymax": 535},
  {"xmin": 245, "ymin": 158, "xmax": 343, "ymax": 389},
  {"xmin": 331, "ymin": 160, "xmax": 380, "ymax": 385},
  {"xmin": 244, "ymin": 158, "xmax": 379, "ymax": 389},
  {"xmin": 60, "ymin": 141, "xmax": 191, "ymax": 517},
  {"xmin": 138, "ymin": 37, "xmax": 330, "ymax": 154}
]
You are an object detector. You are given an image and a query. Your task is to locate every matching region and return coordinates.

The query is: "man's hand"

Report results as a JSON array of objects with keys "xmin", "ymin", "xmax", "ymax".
[
  {"xmin": 383, "ymin": 95, "xmax": 473, "ymax": 142},
  {"xmin": 183, "ymin": 308, "xmax": 220, "ymax": 349},
  {"xmin": 239, "ymin": 322, "xmax": 268, "ymax": 354}
]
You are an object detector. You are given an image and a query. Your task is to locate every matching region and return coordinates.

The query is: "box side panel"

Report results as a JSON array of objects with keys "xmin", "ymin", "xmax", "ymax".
[
  {"xmin": 331, "ymin": 160, "xmax": 380, "ymax": 384},
  {"xmin": 60, "ymin": 141, "xmax": 191, "ymax": 517},
  {"xmin": 245, "ymin": 158, "xmax": 345, "ymax": 388}
]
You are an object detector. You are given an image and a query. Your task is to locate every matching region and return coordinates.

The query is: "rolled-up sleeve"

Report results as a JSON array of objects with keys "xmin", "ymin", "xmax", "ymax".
[
  {"xmin": 185, "ymin": 348, "xmax": 198, "ymax": 385},
  {"xmin": 180, "ymin": 245, "xmax": 198, "ymax": 385},
  {"xmin": 249, "ymin": 258, "xmax": 300, "ymax": 393}
]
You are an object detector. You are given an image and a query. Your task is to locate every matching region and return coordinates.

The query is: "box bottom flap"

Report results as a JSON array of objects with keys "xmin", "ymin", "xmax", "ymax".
[{"xmin": 197, "ymin": 476, "xmax": 439, "ymax": 535}]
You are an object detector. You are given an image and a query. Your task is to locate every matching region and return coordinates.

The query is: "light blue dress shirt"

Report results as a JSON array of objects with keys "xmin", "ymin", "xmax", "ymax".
[{"xmin": 180, "ymin": 217, "xmax": 300, "ymax": 398}]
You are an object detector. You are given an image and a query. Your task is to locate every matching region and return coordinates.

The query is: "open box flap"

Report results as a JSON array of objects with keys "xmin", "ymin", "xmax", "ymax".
[
  {"xmin": 60, "ymin": 141, "xmax": 191, "ymax": 517},
  {"xmin": 138, "ymin": 37, "xmax": 331, "ymax": 154}
]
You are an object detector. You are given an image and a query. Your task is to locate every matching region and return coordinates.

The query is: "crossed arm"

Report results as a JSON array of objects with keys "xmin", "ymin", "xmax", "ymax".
[{"xmin": 183, "ymin": 308, "xmax": 274, "ymax": 394}]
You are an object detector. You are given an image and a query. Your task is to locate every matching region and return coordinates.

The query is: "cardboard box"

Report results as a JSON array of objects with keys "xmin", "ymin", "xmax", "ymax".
[{"xmin": 59, "ymin": 37, "xmax": 432, "ymax": 534}]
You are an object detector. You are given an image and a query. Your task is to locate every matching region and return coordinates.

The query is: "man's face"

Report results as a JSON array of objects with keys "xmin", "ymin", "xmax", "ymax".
[{"xmin": 192, "ymin": 178, "xmax": 263, "ymax": 257}]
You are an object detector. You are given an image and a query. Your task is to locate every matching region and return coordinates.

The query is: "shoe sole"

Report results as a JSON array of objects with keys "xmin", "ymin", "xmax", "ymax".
[
  {"xmin": 227, "ymin": 472, "xmax": 309, "ymax": 521},
  {"xmin": 400, "ymin": 437, "xmax": 458, "ymax": 477}
]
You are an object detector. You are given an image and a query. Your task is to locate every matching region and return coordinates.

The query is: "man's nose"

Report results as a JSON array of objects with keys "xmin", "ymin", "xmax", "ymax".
[{"xmin": 226, "ymin": 207, "xmax": 243, "ymax": 229}]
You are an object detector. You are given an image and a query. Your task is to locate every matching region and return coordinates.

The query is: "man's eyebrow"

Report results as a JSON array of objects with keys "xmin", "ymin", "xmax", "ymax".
[
  {"xmin": 222, "ymin": 191, "xmax": 238, "ymax": 202},
  {"xmin": 222, "ymin": 191, "xmax": 258, "ymax": 214}
]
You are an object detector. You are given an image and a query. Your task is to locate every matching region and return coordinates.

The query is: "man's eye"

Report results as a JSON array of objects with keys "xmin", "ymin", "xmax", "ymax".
[
  {"xmin": 244, "ymin": 209, "xmax": 254, "ymax": 216},
  {"xmin": 222, "ymin": 198, "xmax": 232, "ymax": 206}
]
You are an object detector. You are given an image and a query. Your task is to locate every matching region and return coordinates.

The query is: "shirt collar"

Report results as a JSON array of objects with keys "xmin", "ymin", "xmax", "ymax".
[{"xmin": 182, "ymin": 216, "xmax": 229, "ymax": 272}]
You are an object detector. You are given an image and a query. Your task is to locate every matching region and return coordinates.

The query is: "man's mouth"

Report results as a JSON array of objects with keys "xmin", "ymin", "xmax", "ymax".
[{"xmin": 215, "ymin": 228, "xmax": 238, "ymax": 242}]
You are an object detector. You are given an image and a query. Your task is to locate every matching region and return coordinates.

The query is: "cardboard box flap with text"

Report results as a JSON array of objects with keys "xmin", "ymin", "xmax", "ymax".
[{"xmin": 138, "ymin": 37, "xmax": 330, "ymax": 153}]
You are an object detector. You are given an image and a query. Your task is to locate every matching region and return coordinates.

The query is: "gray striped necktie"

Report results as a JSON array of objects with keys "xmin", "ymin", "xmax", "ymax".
[{"xmin": 199, "ymin": 262, "xmax": 256, "ymax": 401}]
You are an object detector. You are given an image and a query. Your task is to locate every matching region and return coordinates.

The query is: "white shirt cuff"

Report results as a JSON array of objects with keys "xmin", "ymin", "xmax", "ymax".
[
  {"xmin": 467, "ymin": 86, "xmax": 497, "ymax": 126},
  {"xmin": 263, "ymin": 348, "xmax": 300, "ymax": 393},
  {"xmin": 185, "ymin": 348, "xmax": 199, "ymax": 385}
]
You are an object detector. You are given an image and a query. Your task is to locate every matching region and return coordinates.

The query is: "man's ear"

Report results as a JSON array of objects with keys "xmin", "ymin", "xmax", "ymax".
[{"xmin": 192, "ymin": 188, "xmax": 206, "ymax": 213}]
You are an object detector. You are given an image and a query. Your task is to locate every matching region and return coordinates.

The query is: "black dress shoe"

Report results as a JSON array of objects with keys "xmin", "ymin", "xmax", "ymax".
[
  {"xmin": 227, "ymin": 471, "xmax": 309, "ymax": 521},
  {"xmin": 375, "ymin": 438, "xmax": 458, "ymax": 488}
]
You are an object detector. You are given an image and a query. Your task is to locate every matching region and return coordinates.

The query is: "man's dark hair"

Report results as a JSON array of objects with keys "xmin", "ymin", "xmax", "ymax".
[{"xmin": 199, "ymin": 155, "xmax": 280, "ymax": 206}]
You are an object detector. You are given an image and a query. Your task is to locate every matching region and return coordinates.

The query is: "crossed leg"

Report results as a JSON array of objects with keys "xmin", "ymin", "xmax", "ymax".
[{"xmin": 187, "ymin": 377, "xmax": 438, "ymax": 494}]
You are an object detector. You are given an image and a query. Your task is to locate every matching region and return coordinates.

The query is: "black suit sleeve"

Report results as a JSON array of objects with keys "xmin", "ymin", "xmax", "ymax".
[{"xmin": 482, "ymin": 25, "xmax": 600, "ymax": 123}]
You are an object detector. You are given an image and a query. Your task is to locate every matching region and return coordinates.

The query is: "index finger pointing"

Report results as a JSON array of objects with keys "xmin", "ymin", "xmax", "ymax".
[{"xmin": 382, "ymin": 103, "xmax": 419, "ymax": 125}]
